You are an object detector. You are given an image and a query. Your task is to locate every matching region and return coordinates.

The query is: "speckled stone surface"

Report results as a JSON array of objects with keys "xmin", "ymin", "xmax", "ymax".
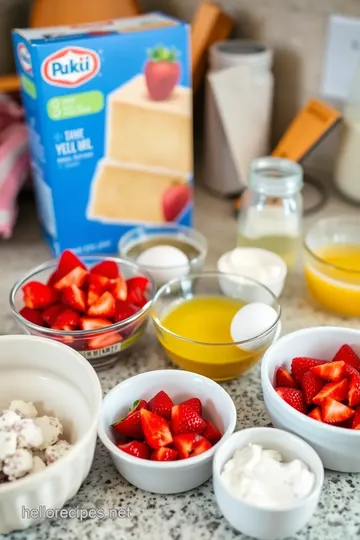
[{"xmin": 1, "ymin": 185, "xmax": 360, "ymax": 540}]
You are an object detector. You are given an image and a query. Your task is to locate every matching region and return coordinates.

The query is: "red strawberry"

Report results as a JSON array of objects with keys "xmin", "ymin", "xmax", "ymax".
[
  {"xmin": 54, "ymin": 267, "xmax": 88, "ymax": 291},
  {"xmin": 126, "ymin": 276, "xmax": 148, "ymax": 292},
  {"xmin": 126, "ymin": 277, "xmax": 149, "ymax": 308},
  {"xmin": 275, "ymin": 388, "xmax": 306, "ymax": 414},
  {"xmin": 163, "ymin": 184, "xmax": 191, "ymax": 222},
  {"xmin": 63, "ymin": 284, "xmax": 87, "ymax": 313},
  {"xmin": 332, "ymin": 344, "xmax": 360, "ymax": 371},
  {"xmin": 144, "ymin": 46, "xmax": 180, "ymax": 101},
  {"xmin": 87, "ymin": 291, "xmax": 116, "ymax": 318},
  {"xmin": 87, "ymin": 273, "xmax": 111, "ymax": 306},
  {"xmin": 202, "ymin": 420, "xmax": 222, "ymax": 444},
  {"xmin": 57, "ymin": 250, "xmax": 86, "ymax": 278},
  {"xmin": 112, "ymin": 400, "xmax": 148, "ymax": 440},
  {"xmin": 301, "ymin": 371, "xmax": 325, "ymax": 405},
  {"xmin": 87, "ymin": 332, "xmax": 121, "ymax": 350},
  {"xmin": 140, "ymin": 409, "xmax": 173, "ymax": 449},
  {"xmin": 348, "ymin": 374, "xmax": 360, "ymax": 407},
  {"xmin": 47, "ymin": 270, "xmax": 59, "ymax": 286},
  {"xmin": 343, "ymin": 363, "xmax": 359, "ymax": 379},
  {"xmin": 127, "ymin": 290, "xmax": 148, "ymax": 308},
  {"xmin": 173, "ymin": 433, "xmax": 212, "ymax": 459},
  {"xmin": 180, "ymin": 398, "xmax": 202, "ymax": 416},
  {"xmin": 22, "ymin": 281, "xmax": 58, "ymax": 310},
  {"xmin": 171, "ymin": 404, "xmax": 206, "ymax": 435},
  {"xmin": 19, "ymin": 307, "xmax": 44, "ymax": 326},
  {"xmin": 150, "ymin": 448, "xmax": 178, "ymax": 461},
  {"xmin": 313, "ymin": 379, "xmax": 348, "ymax": 405},
  {"xmin": 321, "ymin": 397, "xmax": 355, "ymax": 424},
  {"xmin": 114, "ymin": 301, "xmax": 137, "ymax": 322},
  {"xmin": 308, "ymin": 407, "xmax": 323, "ymax": 422},
  {"xmin": 311, "ymin": 361, "xmax": 345, "ymax": 382},
  {"xmin": 90, "ymin": 260, "xmax": 119, "ymax": 279},
  {"xmin": 42, "ymin": 304, "xmax": 64, "ymax": 327},
  {"xmin": 291, "ymin": 357, "xmax": 327, "ymax": 383},
  {"xmin": 275, "ymin": 367, "xmax": 297, "ymax": 389},
  {"xmin": 132, "ymin": 399, "xmax": 148, "ymax": 412},
  {"xmin": 148, "ymin": 391, "xmax": 174, "ymax": 420},
  {"xmin": 80, "ymin": 317, "xmax": 112, "ymax": 331},
  {"xmin": 117, "ymin": 440, "xmax": 149, "ymax": 459},
  {"xmin": 352, "ymin": 407, "xmax": 360, "ymax": 429},
  {"xmin": 110, "ymin": 276, "xmax": 127, "ymax": 302},
  {"xmin": 52, "ymin": 308, "xmax": 80, "ymax": 330}
]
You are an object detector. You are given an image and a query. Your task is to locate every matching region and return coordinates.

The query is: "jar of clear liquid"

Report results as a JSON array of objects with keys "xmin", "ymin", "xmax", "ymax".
[{"xmin": 237, "ymin": 157, "xmax": 303, "ymax": 267}]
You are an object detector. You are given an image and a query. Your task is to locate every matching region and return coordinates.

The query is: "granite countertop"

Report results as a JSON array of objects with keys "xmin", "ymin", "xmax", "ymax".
[{"xmin": 1, "ymin": 184, "xmax": 360, "ymax": 540}]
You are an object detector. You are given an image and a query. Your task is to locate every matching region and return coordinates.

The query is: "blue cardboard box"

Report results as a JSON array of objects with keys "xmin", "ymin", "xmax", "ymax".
[{"xmin": 13, "ymin": 13, "xmax": 193, "ymax": 256}]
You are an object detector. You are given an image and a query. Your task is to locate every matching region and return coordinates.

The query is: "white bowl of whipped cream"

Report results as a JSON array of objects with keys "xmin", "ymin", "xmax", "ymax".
[{"xmin": 213, "ymin": 427, "xmax": 324, "ymax": 540}]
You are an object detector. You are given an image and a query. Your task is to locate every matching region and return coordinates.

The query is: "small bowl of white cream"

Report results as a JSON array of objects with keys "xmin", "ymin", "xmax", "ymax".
[{"xmin": 213, "ymin": 427, "xmax": 324, "ymax": 540}]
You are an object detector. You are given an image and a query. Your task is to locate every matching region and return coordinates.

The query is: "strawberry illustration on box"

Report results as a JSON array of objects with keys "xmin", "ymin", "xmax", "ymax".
[{"xmin": 144, "ymin": 46, "xmax": 180, "ymax": 101}]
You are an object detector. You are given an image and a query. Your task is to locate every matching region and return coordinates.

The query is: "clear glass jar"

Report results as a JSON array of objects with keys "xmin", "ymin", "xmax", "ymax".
[{"xmin": 237, "ymin": 157, "xmax": 303, "ymax": 268}]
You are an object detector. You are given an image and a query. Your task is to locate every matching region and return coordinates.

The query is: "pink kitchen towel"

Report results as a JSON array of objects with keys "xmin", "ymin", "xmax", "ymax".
[{"xmin": 0, "ymin": 94, "xmax": 30, "ymax": 239}]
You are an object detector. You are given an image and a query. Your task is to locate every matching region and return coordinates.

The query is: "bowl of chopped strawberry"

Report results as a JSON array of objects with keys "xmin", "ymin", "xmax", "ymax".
[
  {"xmin": 261, "ymin": 326, "xmax": 360, "ymax": 472},
  {"xmin": 97, "ymin": 369, "xmax": 237, "ymax": 494},
  {"xmin": 10, "ymin": 250, "xmax": 155, "ymax": 370}
]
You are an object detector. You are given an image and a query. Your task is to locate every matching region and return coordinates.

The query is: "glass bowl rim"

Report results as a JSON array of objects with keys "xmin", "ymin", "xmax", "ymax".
[
  {"xmin": 304, "ymin": 216, "xmax": 360, "ymax": 276},
  {"xmin": 9, "ymin": 255, "xmax": 156, "ymax": 337},
  {"xmin": 151, "ymin": 270, "xmax": 281, "ymax": 347}
]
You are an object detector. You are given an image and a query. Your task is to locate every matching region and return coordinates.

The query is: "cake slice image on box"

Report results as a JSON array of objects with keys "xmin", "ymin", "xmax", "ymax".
[{"xmin": 87, "ymin": 160, "xmax": 191, "ymax": 224}]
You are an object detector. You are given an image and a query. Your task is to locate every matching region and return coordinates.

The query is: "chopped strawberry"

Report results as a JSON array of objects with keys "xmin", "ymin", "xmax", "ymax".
[
  {"xmin": 140, "ymin": 409, "xmax": 173, "ymax": 449},
  {"xmin": 87, "ymin": 291, "xmax": 116, "ymax": 319},
  {"xmin": 321, "ymin": 397, "xmax": 355, "ymax": 424},
  {"xmin": 127, "ymin": 289, "xmax": 148, "ymax": 308},
  {"xmin": 308, "ymin": 407, "xmax": 323, "ymax": 422},
  {"xmin": 313, "ymin": 379, "xmax": 348, "ymax": 405},
  {"xmin": 114, "ymin": 301, "xmax": 137, "ymax": 322},
  {"xmin": 42, "ymin": 304, "xmax": 64, "ymax": 327},
  {"xmin": 348, "ymin": 374, "xmax": 360, "ymax": 407},
  {"xmin": 54, "ymin": 267, "xmax": 88, "ymax": 291},
  {"xmin": 150, "ymin": 448, "xmax": 178, "ymax": 461},
  {"xmin": 117, "ymin": 440, "xmax": 149, "ymax": 459},
  {"xmin": 171, "ymin": 403, "xmax": 206, "ymax": 435},
  {"xmin": 301, "ymin": 371, "xmax": 325, "ymax": 405},
  {"xmin": 19, "ymin": 307, "xmax": 44, "ymax": 326},
  {"xmin": 52, "ymin": 309, "xmax": 80, "ymax": 330},
  {"xmin": 126, "ymin": 276, "xmax": 149, "ymax": 308},
  {"xmin": 180, "ymin": 398, "xmax": 202, "ymax": 416},
  {"xmin": 57, "ymin": 250, "xmax": 86, "ymax": 278},
  {"xmin": 113, "ymin": 407, "xmax": 145, "ymax": 440},
  {"xmin": 173, "ymin": 433, "xmax": 212, "ymax": 459},
  {"xmin": 148, "ymin": 391, "xmax": 174, "ymax": 420},
  {"xmin": 87, "ymin": 274, "xmax": 111, "ymax": 306},
  {"xmin": 110, "ymin": 276, "xmax": 127, "ymax": 302},
  {"xmin": 275, "ymin": 367, "xmax": 297, "ymax": 389},
  {"xmin": 311, "ymin": 361, "xmax": 345, "ymax": 382},
  {"xmin": 62, "ymin": 284, "xmax": 87, "ymax": 313},
  {"xmin": 127, "ymin": 276, "xmax": 149, "ymax": 291},
  {"xmin": 87, "ymin": 289, "xmax": 100, "ymax": 307},
  {"xmin": 202, "ymin": 420, "xmax": 222, "ymax": 444},
  {"xmin": 47, "ymin": 270, "xmax": 59, "ymax": 286},
  {"xmin": 132, "ymin": 399, "xmax": 148, "ymax": 412},
  {"xmin": 22, "ymin": 281, "xmax": 58, "ymax": 310},
  {"xmin": 332, "ymin": 344, "xmax": 360, "ymax": 371},
  {"xmin": 291, "ymin": 357, "xmax": 327, "ymax": 383},
  {"xmin": 80, "ymin": 317, "xmax": 112, "ymax": 331},
  {"xmin": 352, "ymin": 407, "xmax": 360, "ymax": 429},
  {"xmin": 275, "ymin": 388, "xmax": 306, "ymax": 414},
  {"xmin": 90, "ymin": 260, "xmax": 119, "ymax": 279},
  {"xmin": 87, "ymin": 332, "xmax": 121, "ymax": 350},
  {"xmin": 343, "ymin": 363, "xmax": 359, "ymax": 379},
  {"xmin": 191, "ymin": 435, "xmax": 212, "ymax": 457}
]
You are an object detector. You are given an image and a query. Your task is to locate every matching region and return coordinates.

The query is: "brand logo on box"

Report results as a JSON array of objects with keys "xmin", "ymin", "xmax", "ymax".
[
  {"xmin": 41, "ymin": 47, "xmax": 100, "ymax": 88},
  {"xmin": 17, "ymin": 43, "xmax": 32, "ymax": 73}
]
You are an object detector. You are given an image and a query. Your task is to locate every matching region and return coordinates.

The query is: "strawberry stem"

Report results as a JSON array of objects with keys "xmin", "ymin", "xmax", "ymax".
[{"xmin": 146, "ymin": 45, "xmax": 179, "ymax": 62}]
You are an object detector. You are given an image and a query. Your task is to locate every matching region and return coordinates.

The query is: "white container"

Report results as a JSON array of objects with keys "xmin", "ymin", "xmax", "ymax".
[
  {"xmin": 261, "ymin": 326, "xmax": 360, "ymax": 472},
  {"xmin": 0, "ymin": 335, "xmax": 102, "ymax": 534},
  {"xmin": 98, "ymin": 369, "xmax": 237, "ymax": 494},
  {"xmin": 213, "ymin": 428, "xmax": 324, "ymax": 540},
  {"xmin": 203, "ymin": 40, "xmax": 274, "ymax": 195}
]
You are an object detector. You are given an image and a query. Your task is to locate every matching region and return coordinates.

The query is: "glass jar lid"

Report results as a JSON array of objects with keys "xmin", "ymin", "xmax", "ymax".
[{"xmin": 249, "ymin": 157, "xmax": 304, "ymax": 197}]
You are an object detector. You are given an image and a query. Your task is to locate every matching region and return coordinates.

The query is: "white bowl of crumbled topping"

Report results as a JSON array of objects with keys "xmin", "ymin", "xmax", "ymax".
[{"xmin": 0, "ymin": 335, "xmax": 102, "ymax": 534}]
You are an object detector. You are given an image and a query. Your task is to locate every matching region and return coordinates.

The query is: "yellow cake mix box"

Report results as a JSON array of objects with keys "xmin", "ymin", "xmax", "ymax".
[{"xmin": 12, "ymin": 13, "xmax": 193, "ymax": 255}]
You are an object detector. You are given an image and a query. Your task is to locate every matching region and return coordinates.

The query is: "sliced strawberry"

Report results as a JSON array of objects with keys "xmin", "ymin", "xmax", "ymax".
[
  {"xmin": 22, "ymin": 281, "xmax": 58, "ymax": 310},
  {"xmin": 52, "ymin": 308, "xmax": 80, "ymax": 330},
  {"xmin": 132, "ymin": 399, "xmax": 148, "ymax": 412},
  {"xmin": 113, "ymin": 410, "xmax": 144, "ymax": 440},
  {"xmin": 62, "ymin": 284, "xmax": 87, "ymax": 313},
  {"xmin": 180, "ymin": 398, "xmax": 202, "ymax": 416},
  {"xmin": 202, "ymin": 420, "xmax": 222, "ymax": 444},
  {"xmin": 308, "ymin": 407, "xmax": 323, "ymax": 422},
  {"xmin": 291, "ymin": 357, "xmax": 327, "ymax": 383},
  {"xmin": 313, "ymin": 379, "xmax": 348, "ymax": 405},
  {"xmin": 127, "ymin": 289, "xmax": 148, "ymax": 308},
  {"xmin": 87, "ymin": 291, "xmax": 116, "ymax": 319},
  {"xmin": 110, "ymin": 276, "xmax": 127, "ymax": 302},
  {"xmin": 352, "ymin": 407, "xmax": 360, "ymax": 429},
  {"xmin": 47, "ymin": 270, "xmax": 59, "ymax": 286},
  {"xmin": 332, "ymin": 344, "xmax": 360, "ymax": 371},
  {"xmin": 275, "ymin": 367, "xmax": 297, "ymax": 389},
  {"xmin": 54, "ymin": 267, "xmax": 88, "ymax": 291},
  {"xmin": 87, "ymin": 332, "xmax": 121, "ymax": 350},
  {"xmin": 87, "ymin": 273, "xmax": 111, "ymax": 306},
  {"xmin": 192, "ymin": 435, "xmax": 212, "ymax": 457},
  {"xmin": 19, "ymin": 307, "xmax": 44, "ymax": 326},
  {"xmin": 173, "ymin": 433, "xmax": 212, "ymax": 459},
  {"xmin": 275, "ymin": 388, "xmax": 306, "ymax": 414},
  {"xmin": 42, "ymin": 304, "xmax": 64, "ymax": 327},
  {"xmin": 80, "ymin": 317, "xmax": 113, "ymax": 331},
  {"xmin": 90, "ymin": 260, "xmax": 119, "ymax": 279},
  {"xmin": 114, "ymin": 301, "xmax": 137, "ymax": 322},
  {"xmin": 321, "ymin": 397, "xmax": 355, "ymax": 424},
  {"xmin": 171, "ymin": 403, "xmax": 206, "ymax": 435},
  {"xmin": 311, "ymin": 361, "xmax": 345, "ymax": 382},
  {"xmin": 87, "ymin": 289, "xmax": 100, "ymax": 307},
  {"xmin": 117, "ymin": 440, "xmax": 149, "ymax": 459},
  {"xmin": 343, "ymin": 363, "xmax": 359, "ymax": 379},
  {"xmin": 140, "ymin": 409, "xmax": 173, "ymax": 449},
  {"xmin": 301, "ymin": 370, "xmax": 325, "ymax": 405},
  {"xmin": 148, "ymin": 391, "xmax": 174, "ymax": 420},
  {"xmin": 57, "ymin": 250, "xmax": 86, "ymax": 278},
  {"xmin": 127, "ymin": 276, "xmax": 149, "ymax": 291},
  {"xmin": 348, "ymin": 374, "xmax": 360, "ymax": 407},
  {"xmin": 126, "ymin": 276, "xmax": 149, "ymax": 308},
  {"xmin": 150, "ymin": 448, "xmax": 178, "ymax": 461}
]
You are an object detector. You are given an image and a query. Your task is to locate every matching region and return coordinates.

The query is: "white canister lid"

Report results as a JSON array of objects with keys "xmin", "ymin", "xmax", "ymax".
[{"xmin": 209, "ymin": 40, "xmax": 273, "ymax": 73}]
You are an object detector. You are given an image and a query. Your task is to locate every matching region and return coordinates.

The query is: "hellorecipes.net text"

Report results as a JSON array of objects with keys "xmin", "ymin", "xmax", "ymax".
[{"xmin": 22, "ymin": 506, "xmax": 132, "ymax": 521}]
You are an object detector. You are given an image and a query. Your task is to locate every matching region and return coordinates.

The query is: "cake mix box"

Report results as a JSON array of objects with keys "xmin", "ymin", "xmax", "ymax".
[{"xmin": 12, "ymin": 13, "xmax": 193, "ymax": 255}]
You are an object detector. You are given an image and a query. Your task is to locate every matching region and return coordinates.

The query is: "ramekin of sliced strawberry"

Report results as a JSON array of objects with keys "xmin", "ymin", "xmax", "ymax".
[{"xmin": 10, "ymin": 251, "xmax": 155, "ymax": 370}]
